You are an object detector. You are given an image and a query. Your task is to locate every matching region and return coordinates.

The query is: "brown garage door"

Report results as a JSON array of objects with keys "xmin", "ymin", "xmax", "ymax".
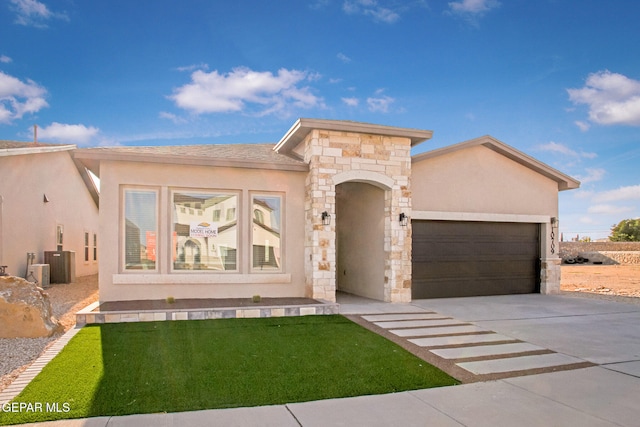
[{"xmin": 412, "ymin": 221, "xmax": 540, "ymax": 299}]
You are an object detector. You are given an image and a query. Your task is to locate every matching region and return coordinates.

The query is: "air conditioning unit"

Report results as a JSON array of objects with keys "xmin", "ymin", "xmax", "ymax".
[{"xmin": 27, "ymin": 264, "xmax": 50, "ymax": 288}]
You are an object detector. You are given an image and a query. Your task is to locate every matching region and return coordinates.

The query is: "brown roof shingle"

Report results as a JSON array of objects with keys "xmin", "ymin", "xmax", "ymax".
[{"xmin": 74, "ymin": 143, "xmax": 307, "ymax": 172}]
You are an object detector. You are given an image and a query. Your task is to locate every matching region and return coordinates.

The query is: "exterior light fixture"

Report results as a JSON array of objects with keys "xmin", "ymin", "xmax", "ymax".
[
  {"xmin": 399, "ymin": 212, "xmax": 408, "ymax": 227},
  {"xmin": 43, "ymin": 194, "xmax": 50, "ymax": 203},
  {"xmin": 321, "ymin": 211, "xmax": 331, "ymax": 226}
]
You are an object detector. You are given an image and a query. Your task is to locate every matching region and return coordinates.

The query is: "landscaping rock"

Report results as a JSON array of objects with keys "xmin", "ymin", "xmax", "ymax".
[{"xmin": 0, "ymin": 276, "xmax": 62, "ymax": 338}]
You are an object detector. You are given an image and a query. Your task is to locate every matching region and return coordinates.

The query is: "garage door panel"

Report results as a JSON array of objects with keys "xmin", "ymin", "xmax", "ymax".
[
  {"xmin": 412, "ymin": 220, "xmax": 540, "ymax": 299},
  {"xmin": 413, "ymin": 277, "xmax": 536, "ymax": 299}
]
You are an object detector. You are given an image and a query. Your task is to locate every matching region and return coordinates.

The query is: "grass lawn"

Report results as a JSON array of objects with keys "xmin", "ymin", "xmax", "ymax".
[{"xmin": 0, "ymin": 315, "xmax": 458, "ymax": 425}]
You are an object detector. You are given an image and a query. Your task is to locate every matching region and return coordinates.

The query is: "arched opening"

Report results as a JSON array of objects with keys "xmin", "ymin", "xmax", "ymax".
[
  {"xmin": 183, "ymin": 239, "xmax": 201, "ymax": 267},
  {"xmin": 336, "ymin": 182, "xmax": 386, "ymax": 300}
]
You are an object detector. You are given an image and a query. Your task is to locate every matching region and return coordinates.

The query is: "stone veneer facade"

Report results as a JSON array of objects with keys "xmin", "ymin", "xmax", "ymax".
[{"xmin": 301, "ymin": 129, "xmax": 413, "ymax": 303}]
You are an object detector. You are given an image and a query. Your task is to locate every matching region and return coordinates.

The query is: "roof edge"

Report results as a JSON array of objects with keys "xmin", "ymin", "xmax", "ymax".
[
  {"xmin": 73, "ymin": 149, "xmax": 309, "ymax": 173},
  {"xmin": 274, "ymin": 118, "xmax": 434, "ymax": 156},
  {"xmin": 412, "ymin": 135, "xmax": 581, "ymax": 191},
  {"xmin": 0, "ymin": 144, "xmax": 76, "ymax": 157}
]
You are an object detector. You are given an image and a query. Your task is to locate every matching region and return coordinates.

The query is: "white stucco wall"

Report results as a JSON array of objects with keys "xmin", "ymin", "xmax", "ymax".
[
  {"xmin": 98, "ymin": 160, "xmax": 307, "ymax": 302},
  {"xmin": 0, "ymin": 150, "xmax": 99, "ymax": 280}
]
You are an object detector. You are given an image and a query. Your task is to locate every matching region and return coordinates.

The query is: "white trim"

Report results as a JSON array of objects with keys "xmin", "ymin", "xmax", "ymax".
[
  {"xmin": 411, "ymin": 210, "xmax": 551, "ymax": 224},
  {"xmin": 333, "ymin": 170, "xmax": 394, "ymax": 190},
  {"xmin": 113, "ymin": 273, "xmax": 292, "ymax": 285}
]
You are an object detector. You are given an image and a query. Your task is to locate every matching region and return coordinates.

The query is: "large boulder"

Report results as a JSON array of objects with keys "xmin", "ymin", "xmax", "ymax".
[{"xmin": 0, "ymin": 276, "xmax": 62, "ymax": 338}]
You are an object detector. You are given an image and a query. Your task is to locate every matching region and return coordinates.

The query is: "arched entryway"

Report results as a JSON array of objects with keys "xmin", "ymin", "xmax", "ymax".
[{"xmin": 336, "ymin": 182, "xmax": 386, "ymax": 300}]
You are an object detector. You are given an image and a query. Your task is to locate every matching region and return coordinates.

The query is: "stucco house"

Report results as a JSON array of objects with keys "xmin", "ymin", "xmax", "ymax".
[
  {"xmin": 0, "ymin": 141, "xmax": 99, "ymax": 281},
  {"xmin": 73, "ymin": 119, "xmax": 579, "ymax": 303}
]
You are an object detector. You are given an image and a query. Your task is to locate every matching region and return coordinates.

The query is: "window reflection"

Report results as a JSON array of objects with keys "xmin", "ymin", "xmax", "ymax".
[
  {"xmin": 172, "ymin": 192, "xmax": 238, "ymax": 271},
  {"xmin": 124, "ymin": 190, "xmax": 157, "ymax": 270},
  {"xmin": 252, "ymin": 195, "xmax": 281, "ymax": 270}
]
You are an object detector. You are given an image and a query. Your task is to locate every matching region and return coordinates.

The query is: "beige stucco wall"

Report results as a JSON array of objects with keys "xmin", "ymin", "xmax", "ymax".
[
  {"xmin": 412, "ymin": 145, "xmax": 558, "ymax": 216},
  {"xmin": 0, "ymin": 150, "xmax": 99, "ymax": 280},
  {"xmin": 98, "ymin": 160, "xmax": 307, "ymax": 302},
  {"xmin": 336, "ymin": 182, "xmax": 386, "ymax": 300},
  {"xmin": 411, "ymin": 144, "xmax": 562, "ymax": 293}
]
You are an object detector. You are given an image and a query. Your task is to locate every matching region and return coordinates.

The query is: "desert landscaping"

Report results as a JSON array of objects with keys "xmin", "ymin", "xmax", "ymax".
[{"xmin": 561, "ymin": 265, "xmax": 640, "ymax": 300}]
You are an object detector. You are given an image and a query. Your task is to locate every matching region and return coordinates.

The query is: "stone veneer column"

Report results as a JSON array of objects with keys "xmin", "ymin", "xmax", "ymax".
[
  {"xmin": 540, "ymin": 221, "xmax": 561, "ymax": 294},
  {"xmin": 302, "ymin": 129, "xmax": 412, "ymax": 303}
]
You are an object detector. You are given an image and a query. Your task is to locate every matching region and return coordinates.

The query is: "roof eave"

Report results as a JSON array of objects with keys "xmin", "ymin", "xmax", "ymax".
[
  {"xmin": 72, "ymin": 150, "xmax": 309, "ymax": 174},
  {"xmin": 0, "ymin": 144, "xmax": 76, "ymax": 157},
  {"xmin": 274, "ymin": 118, "xmax": 434, "ymax": 156}
]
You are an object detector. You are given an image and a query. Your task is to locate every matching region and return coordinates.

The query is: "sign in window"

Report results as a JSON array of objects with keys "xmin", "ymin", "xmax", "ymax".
[{"xmin": 172, "ymin": 191, "xmax": 238, "ymax": 271}]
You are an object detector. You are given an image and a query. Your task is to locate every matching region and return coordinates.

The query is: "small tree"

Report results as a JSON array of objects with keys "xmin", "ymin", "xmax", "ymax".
[{"xmin": 609, "ymin": 218, "xmax": 640, "ymax": 242}]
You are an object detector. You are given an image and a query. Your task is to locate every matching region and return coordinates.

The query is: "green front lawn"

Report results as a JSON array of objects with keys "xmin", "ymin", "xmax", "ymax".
[{"xmin": 0, "ymin": 315, "xmax": 458, "ymax": 425}]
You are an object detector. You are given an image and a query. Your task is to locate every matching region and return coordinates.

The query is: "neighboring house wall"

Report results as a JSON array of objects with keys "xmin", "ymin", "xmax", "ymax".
[
  {"xmin": 0, "ymin": 149, "xmax": 99, "ymax": 279},
  {"xmin": 97, "ymin": 159, "xmax": 306, "ymax": 302}
]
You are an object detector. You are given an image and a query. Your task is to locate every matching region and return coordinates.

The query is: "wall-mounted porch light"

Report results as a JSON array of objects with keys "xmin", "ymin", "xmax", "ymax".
[
  {"xmin": 399, "ymin": 212, "xmax": 408, "ymax": 227},
  {"xmin": 321, "ymin": 211, "xmax": 331, "ymax": 226}
]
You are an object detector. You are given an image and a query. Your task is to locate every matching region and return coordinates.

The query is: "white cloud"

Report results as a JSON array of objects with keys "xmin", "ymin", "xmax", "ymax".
[
  {"xmin": 37, "ymin": 122, "xmax": 99, "ymax": 145},
  {"xmin": 0, "ymin": 70, "xmax": 48, "ymax": 123},
  {"xmin": 176, "ymin": 63, "xmax": 209, "ymax": 73},
  {"xmin": 536, "ymin": 141, "xmax": 597, "ymax": 159},
  {"xmin": 448, "ymin": 0, "xmax": 500, "ymax": 23},
  {"xmin": 0, "ymin": 55, "xmax": 12, "ymax": 63},
  {"xmin": 337, "ymin": 53, "xmax": 352, "ymax": 63},
  {"xmin": 342, "ymin": 97, "xmax": 359, "ymax": 107},
  {"xmin": 169, "ymin": 67, "xmax": 323, "ymax": 116},
  {"xmin": 159, "ymin": 111, "xmax": 187, "ymax": 124},
  {"xmin": 9, "ymin": 0, "xmax": 69, "ymax": 28},
  {"xmin": 593, "ymin": 184, "xmax": 640, "ymax": 203},
  {"xmin": 367, "ymin": 95, "xmax": 394, "ymax": 112},
  {"xmin": 587, "ymin": 204, "xmax": 634, "ymax": 215},
  {"xmin": 579, "ymin": 216, "xmax": 597, "ymax": 224},
  {"xmin": 575, "ymin": 120, "xmax": 590, "ymax": 132},
  {"xmin": 575, "ymin": 168, "xmax": 606, "ymax": 184},
  {"xmin": 573, "ymin": 190, "xmax": 594, "ymax": 199},
  {"xmin": 343, "ymin": 0, "xmax": 400, "ymax": 23},
  {"xmin": 567, "ymin": 70, "xmax": 640, "ymax": 126}
]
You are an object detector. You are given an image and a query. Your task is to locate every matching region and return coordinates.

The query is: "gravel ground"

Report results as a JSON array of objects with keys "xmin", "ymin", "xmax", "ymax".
[{"xmin": 0, "ymin": 275, "xmax": 98, "ymax": 393}]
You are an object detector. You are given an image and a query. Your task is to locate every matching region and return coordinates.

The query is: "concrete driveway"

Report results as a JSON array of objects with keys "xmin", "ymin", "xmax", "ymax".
[{"xmin": 411, "ymin": 294, "xmax": 640, "ymax": 368}]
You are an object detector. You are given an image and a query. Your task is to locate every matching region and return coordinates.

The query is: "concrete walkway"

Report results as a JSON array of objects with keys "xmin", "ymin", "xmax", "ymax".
[{"xmin": 10, "ymin": 294, "xmax": 640, "ymax": 426}]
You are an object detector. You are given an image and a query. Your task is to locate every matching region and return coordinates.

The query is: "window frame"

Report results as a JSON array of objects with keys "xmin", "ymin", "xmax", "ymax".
[
  {"xmin": 170, "ymin": 188, "xmax": 240, "ymax": 274},
  {"xmin": 56, "ymin": 224, "xmax": 64, "ymax": 251},
  {"xmin": 121, "ymin": 186, "xmax": 160, "ymax": 273},
  {"xmin": 84, "ymin": 231, "xmax": 90, "ymax": 262},
  {"xmin": 250, "ymin": 192, "xmax": 284, "ymax": 273},
  {"xmin": 93, "ymin": 233, "xmax": 98, "ymax": 262}
]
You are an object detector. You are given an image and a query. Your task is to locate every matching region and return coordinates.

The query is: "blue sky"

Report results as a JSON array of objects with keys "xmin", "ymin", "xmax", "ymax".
[{"xmin": 1, "ymin": 0, "xmax": 639, "ymax": 240}]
